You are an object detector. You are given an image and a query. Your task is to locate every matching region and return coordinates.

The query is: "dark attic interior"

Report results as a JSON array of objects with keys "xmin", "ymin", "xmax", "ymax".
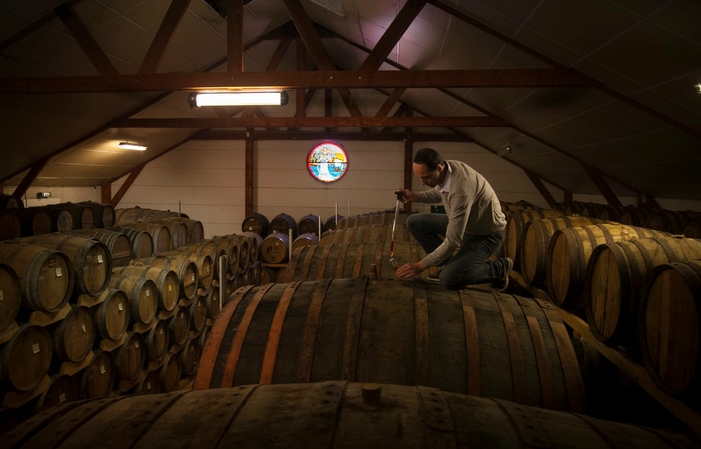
[{"xmin": 1, "ymin": 0, "xmax": 701, "ymax": 447}]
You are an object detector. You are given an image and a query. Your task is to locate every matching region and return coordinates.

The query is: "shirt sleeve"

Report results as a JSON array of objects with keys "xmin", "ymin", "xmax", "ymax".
[
  {"xmin": 418, "ymin": 188, "xmax": 442, "ymax": 204},
  {"xmin": 421, "ymin": 193, "xmax": 471, "ymax": 268}
]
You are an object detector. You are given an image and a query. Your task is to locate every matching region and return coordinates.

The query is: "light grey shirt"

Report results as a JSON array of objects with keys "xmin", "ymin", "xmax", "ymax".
[{"xmin": 417, "ymin": 160, "xmax": 507, "ymax": 268}]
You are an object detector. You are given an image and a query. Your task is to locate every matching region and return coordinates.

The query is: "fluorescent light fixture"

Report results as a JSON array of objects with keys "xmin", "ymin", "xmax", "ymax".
[
  {"xmin": 188, "ymin": 91, "xmax": 289, "ymax": 108},
  {"xmin": 119, "ymin": 142, "xmax": 147, "ymax": 151}
]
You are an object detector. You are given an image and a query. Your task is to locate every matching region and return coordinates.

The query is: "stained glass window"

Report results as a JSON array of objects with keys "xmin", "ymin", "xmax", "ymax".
[{"xmin": 307, "ymin": 141, "xmax": 348, "ymax": 183}]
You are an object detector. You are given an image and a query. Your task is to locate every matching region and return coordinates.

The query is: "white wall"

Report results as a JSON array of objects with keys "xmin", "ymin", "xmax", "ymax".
[{"xmin": 2, "ymin": 186, "xmax": 101, "ymax": 205}]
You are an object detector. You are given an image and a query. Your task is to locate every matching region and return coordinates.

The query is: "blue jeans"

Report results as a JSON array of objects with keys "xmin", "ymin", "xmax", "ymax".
[{"xmin": 406, "ymin": 213, "xmax": 504, "ymax": 290}]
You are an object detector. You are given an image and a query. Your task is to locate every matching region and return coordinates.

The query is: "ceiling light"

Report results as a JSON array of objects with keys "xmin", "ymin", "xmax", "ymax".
[
  {"xmin": 497, "ymin": 140, "xmax": 513, "ymax": 157},
  {"xmin": 119, "ymin": 142, "xmax": 147, "ymax": 151},
  {"xmin": 187, "ymin": 91, "xmax": 289, "ymax": 109},
  {"xmin": 695, "ymin": 82, "xmax": 701, "ymax": 94}
]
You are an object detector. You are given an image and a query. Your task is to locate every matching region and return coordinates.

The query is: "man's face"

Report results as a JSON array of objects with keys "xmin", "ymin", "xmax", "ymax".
[{"xmin": 414, "ymin": 162, "xmax": 442, "ymax": 187}]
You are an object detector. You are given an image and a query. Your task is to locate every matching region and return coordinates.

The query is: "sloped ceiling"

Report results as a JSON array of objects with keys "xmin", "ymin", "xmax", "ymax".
[{"xmin": 0, "ymin": 0, "xmax": 699, "ymax": 201}]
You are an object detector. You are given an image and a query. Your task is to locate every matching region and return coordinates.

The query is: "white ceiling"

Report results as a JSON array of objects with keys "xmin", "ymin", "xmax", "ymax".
[{"xmin": 0, "ymin": 0, "xmax": 699, "ymax": 200}]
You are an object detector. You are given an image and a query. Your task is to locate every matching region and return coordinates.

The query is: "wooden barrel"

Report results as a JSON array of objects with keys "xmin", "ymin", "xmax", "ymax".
[
  {"xmin": 338, "ymin": 210, "xmax": 413, "ymax": 229},
  {"xmin": 78, "ymin": 349, "xmax": 115, "ymax": 398},
  {"xmin": 502, "ymin": 200, "xmax": 538, "ymax": 212},
  {"xmin": 214, "ymin": 234, "xmax": 253, "ymax": 272},
  {"xmin": 0, "ymin": 263, "xmax": 21, "ymax": 333},
  {"xmin": 114, "ymin": 264, "xmax": 179, "ymax": 313},
  {"xmin": 198, "ymin": 325, "xmax": 210, "ymax": 349},
  {"xmin": 505, "ymin": 209, "xmax": 565, "ymax": 268},
  {"xmin": 150, "ymin": 219, "xmax": 189, "ymax": 249},
  {"xmin": 93, "ymin": 288, "xmax": 130, "ymax": 341},
  {"xmin": 189, "ymin": 295, "xmax": 207, "ymax": 333},
  {"xmin": 180, "ymin": 338, "xmax": 201, "ymax": 376},
  {"xmin": 270, "ymin": 213, "xmax": 297, "ymax": 238},
  {"xmin": 639, "ymin": 260, "xmax": 701, "ymax": 397},
  {"xmin": 108, "ymin": 226, "xmax": 154, "ymax": 259},
  {"xmin": 0, "ymin": 243, "xmax": 73, "ymax": 313},
  {"xmin": 547, "ymin": 224, "xmax": 671, "ymax": 311},
  {"xmin": 324, "ymin": 214, "xmax": 343, "ymax": 231},
  {"xmin": 134, "ymin": 369, "xmax": 160, "ymax": 394},
  {"xmin": 249, "ymin": 262, "xmax": 261, "ymax": 285},
  {"xmin": 144, "ymin": 319, "xmax": 169, "ymax": 361},
  {"xmin": 7, "ymin": 382, "xmax": 697, "ymax": 449},
  {"xmin": 14, "ymin": 208, "xmax": 51, "ymax": 237},
  {"xmin": 0, "ymin": 211, "xmax": 22, "ymax": 241},
  {"xmin": 159, "ymin": 251, "xmax": 213, "ymax": 290},
  {"xmin": 519, "ymin": 216, "xmax": 602, "ymax": 287},
  {"xmin": 115, "ymin": 207, "xmax": 179, "ymax": 224},
  {"xmin": 260, "ymin": 232, "xmax": 289, "ymax": 264},
  {"xmin": 646, "ymin": 210, "xmax": 699, "ymax": 234},
  {"xmin": 19, "ymin": 234, "xmax": 111, "ymax": 296},
  {"xmin": 0, "ymin": 323, "xmax": 52, "ymax": 391},
  {"xmin": 79, "ymin": 201, "xmax": 115, "ymax": 228},
  {"xmin": 241, "ymin": 212, "xmax": 269, "ymax": 237},
  {"xmin": 292, "ymin": 233, "xmax": 319, "ymax": 252},
  {"xmin": 202, "ymin": 287, "xmax": 221, "ymax": 320},
  {"xmin": 259, "ymin": 266, "xmax": 279, "ymax": 285},
  {"xmin": 169, "ymin": 307, "xmax": 190, "ymax": 347},
  {"xmin": 242, "ymin": 231, "xmax": 262, "ymax": 265},
  {"xmin": 158, "ymin": 353, "xmax": 182, "ymax": 392},
  {"xmin": 114, "ymin": 331, "xmax": 145, "ymax": 380},
  {"xmin": 34, "ymin": 374, "xmax": 81, "ymax": 412},
  {"xmin": 564, "ymin": 201, "xmax": 587, "ymax": 215},
  {"xmin": 297, "ymin": 214, "xmax": 321, "ymax": 236},
  {"xmin": 195, "ymin": 279, "xmax": 587, "ymax": 412},
  {"xmin": 0, "ymin": 193, "xmax": 23, "ymax": 210},
  {"xmin": 48, "ymin": 203, "xmax": 94, "ymax": 229},
  {"xmin": 180, "ymin": 241, "xmax": 228, "ymax": 280},
  {"xmin": 41, "ymin": 207, "xmax": 74, "ymax": 232},
  {"xmin": 71, "ymin": 228, "xmax": 133, "ymax": 267},
  {"xmin": 108, "ymin": 274, "xmax": 158, "ymax": 326},
  {"xmin": 49, "ymin": 304, "xmax": 95, "ymax": 363},
  {"xmin": 122, "ymin": 223, "xmax": 172, "ymax": 254},
  {"xmin": 682, "ymin": 217, "xmax": 701, "ymax": 238},
  {"xmin": 135, "ymin": 255, "xmax": 199, "ymax": 301},
  {"xmin": 320, "ymin": 223, "xmax": 413, "ymax": 246},
  {"xmin": 619, "ymin": 207, "xmax": 654, "ymax": 226},
  {"xmin": 164, "ymin": 217, "xmax": 204, "ymax": 244},
  {"xmin": 585, "ymin": 237, "xmax": 701, "ymax": 345},
  {"xmin": 280, "ymin": 241, "xmax": 426, "ymax": 282},
  {"xmin": 597, "ymin": 205, "xmax": 623, "ymax": 222}
]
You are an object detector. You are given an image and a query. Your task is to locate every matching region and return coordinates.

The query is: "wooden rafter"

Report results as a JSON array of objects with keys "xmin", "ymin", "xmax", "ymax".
[
  {"xmin": 0, "ymin": 0, "xmax": 85, "ymax": 52},
  {"xmin": 382, "ymin": 105, "xmax": 407, "ymax": 133},
  {"xmin": 192, "ymin": 131, "xmax": 473, "ymax": 142},
  {"xmin": 56, "ymin": 3, "xmax": 118, "ymax": 76},
  {"xmin": 296, "ymin": 38, "xmax": 307, "ymax": 119},
  {"xmin": 324, "ymin": 89, "xmax": 335, "ymax": 133},
  {"xmin": 139, "ymin": 0, "xmax": 192, "ymax": 74},
  {"xmin": 524, "ymin": 170, "xmax": 557, "ymax": 208},
  {"xmin": 359, "ymin": 0, "xmax": 427, "ymax": 71},
  {"xmin": 241, "ymin": 37, "xmax": 292, "ymax": 118},
  {"xmin": 228, "ymin": 0, "xmax": 244, "ymax": 72},
  {"xmin": 110, "ymin": 116, "xmax": 510, "ymax": 128},
  {"xmin": 110, "ymin": 164, "xmax": 145, "ymax": 208},
  {"xmin": 0, "ymin": 69, "xmax": 600, "ymax": 93},
  {"xmin": 375, "ymin": 88, "xmax": 406, "ymax": 117},
  {"xmin": 13, "ymin": 157, "xmax": 50, "ymax": 198},
  {"xmin": 245, "ymin": 135, "xmax": 253, "ymax": 216},
  {"xmin": 581, "ymin": 163, "xmax": 623, "ymax": 207}
]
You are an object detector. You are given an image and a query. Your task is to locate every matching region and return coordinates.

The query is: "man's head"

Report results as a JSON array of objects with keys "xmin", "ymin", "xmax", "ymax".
[{"xmin": 413, "ymin": 148, "xmax": 445, "ymax": 187}]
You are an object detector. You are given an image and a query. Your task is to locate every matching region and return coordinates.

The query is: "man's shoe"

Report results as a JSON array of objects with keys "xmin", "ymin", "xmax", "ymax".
[
  {"xmin": 492, "ymin": 257, "xmax": 513, "ymax": 292},
  {"xmin": 427, "ymin": 267, "xmax": 442, "ymax": 283}
]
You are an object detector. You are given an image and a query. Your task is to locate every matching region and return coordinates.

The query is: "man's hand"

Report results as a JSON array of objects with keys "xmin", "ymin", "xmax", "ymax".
[
  {"xmin": 395, "ymin": 261, "xmax": 425, "ymax": 279},
  {"xmin": 396, "ymin": 188, "xmax": 419, "ymax": 204}
]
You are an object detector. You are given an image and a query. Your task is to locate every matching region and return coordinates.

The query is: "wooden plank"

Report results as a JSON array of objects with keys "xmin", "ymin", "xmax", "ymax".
[
  {"xmin": 56, "ymin": 3, "xmax": 118, "ymax": 76},
  {"xmin": 0, "ymin": 69, "xmax": 602, "ymax": 93},
  {"xmin": 101, "ymin": 183, "xmax": 112, "ymax": 204},
  {"xmin": 296, "ymin": 38, "xmax": 307, "ymax": 119},
  {"xmin": 582, "ymin": 163, "xmax": 623, "ymax": 207},
  {"xmin": 228, "ymin": 0, "xmax": 244, "ymax": 72},
  {"xmin": 13, "ymin": 157, "xmax": 49, "ymax": 198},
  {"xmin": 110, "ymin": 164, "xmax": 145, "ymax": 208},
  {"xmin": 375, "ymin": 88, "xmax": 406, "ymax": 117},
  {"xmin": 359, "ymin": 0, "xmax": 427, "ymax": 71},
  {"xmin": 0, "ymin": 0, "xmax": 85, "ymax": 51},
  {"xmin": 524, "ymin": 169, "xmax": 557, "ymax": 209},
  {"xmin": 193, "ymin": 131, "xmax": 472, "ymax": 142},
  {"xmin": 382, "ymin": 104, "xmax": 406, "ymax": 133},
  {"xmin": 139, "ymin": 0, "xmax": 192, "ymax": 74},
  {"xmin": 112, "ymin": 116, "xmax": 510, "ymax": 128}
]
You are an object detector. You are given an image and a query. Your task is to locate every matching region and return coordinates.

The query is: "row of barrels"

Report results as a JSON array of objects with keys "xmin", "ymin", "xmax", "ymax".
[
  {"xmin": 504, "ymin": 207, "xmax": 701, "ymax": 401},
  {"xmin": 0, "ymin": 202, "xmax": 117, "ymax": 241},
  {"xmin": 0, "ymin": 194, "xmax": 24, "ymax": 210}
]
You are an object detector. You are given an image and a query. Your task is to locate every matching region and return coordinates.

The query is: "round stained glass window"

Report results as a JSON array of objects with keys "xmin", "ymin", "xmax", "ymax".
[{"xmin": 307, "ymin": 141, "xmax": 349, "ymax": 183}]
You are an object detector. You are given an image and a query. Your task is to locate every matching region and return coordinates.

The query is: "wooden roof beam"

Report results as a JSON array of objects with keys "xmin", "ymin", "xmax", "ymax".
[
  {"xmin": 192, "ymin": 131, "xmax": 472, "ymax": 141},
  {"xmin": 375, "ymin": 88, "xmax": 406, "ymax": 117},
  {"xmin": 56, "ymin": 3, "xmax": 118, "ymax": 76},
  {"xmin": 0, "ymin": 0, "xmax": 85, "ymax": 52},
  {"xmin": 12, "ymin": 157, "xmax": 50, "ymax": 198},
  {"xmin": 241, "ymin": 37, "xmax": 292, "ymax": 119},
  {"xmin": 228, "ymin": 0, "xmax": 244, "ymax": 72},
  {"xmin": 139, "ymin": 0, "xmax": 192, "ymax": 74},
  {"xmin": 524, "ymin": 170, "xmax": 557, "ymax": 208},
  {"xmin": 110, "ymin": 164, "xmax": 145, "ymax": 208},
  {"xmin": 581, "ymin": 163, "xmax": 623, "ymax": 207}
]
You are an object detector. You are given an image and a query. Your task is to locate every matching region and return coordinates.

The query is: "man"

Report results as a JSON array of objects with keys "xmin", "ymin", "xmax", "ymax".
[{"xmin": 395, "ymin": 148, "xmax": 512, "ymax": 291}]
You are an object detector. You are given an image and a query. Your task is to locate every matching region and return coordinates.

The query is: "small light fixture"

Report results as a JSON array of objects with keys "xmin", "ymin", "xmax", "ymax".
[
  {"xmin": 187, "ymin": 91, "xmax": 289, "ymax": 109},
  {"xmin": 119, "ymin": 141, "xmax": 147, "ymax": 151},
  {"xmin": 497, "ymin": 140, "xmax": 513, "ymax": 157},
  {"xmin": 36, "ymin": 191, "xmax": 51, "ymax": 199},
  {"xmin": 695, "ymin": 82, "xmax": 701, "ymax": 94}
]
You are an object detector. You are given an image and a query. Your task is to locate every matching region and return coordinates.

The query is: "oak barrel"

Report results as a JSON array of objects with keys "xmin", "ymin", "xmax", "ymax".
[
  {"xmin": 34, "ymin": 374, "xmax": 81, "ymax": 412},
  {"xmin": 114, "ymin": 264, "xmax": 179, "ymax": 313},
  {"xmin": 547, "ymin": 223, "xmax": 671, "ymax": 311},
  {"xmin": 158, "ymin": 353, "xmax": 182, "ymax": 392},
  {"xmin": 19, "ymin": 234, "xmax": 111, "ymax": 296},
  {"xmin": 320, "ymin": 223, "xmax": 413, "ymax": 246},
  {"xmin": 0, "ymin": 263, "xmax": 21, "ymax": 332},
  {"xmin": 0, "ymin": 323, "xmax": 52, "ymax": 391},
  {"xmin": 71, "ymin": 228, "xmax": 132, "ymax": 267},
  {"xmin": 48, "ymin": 203, "xmax": 93, "ymax": 229},
  {"xmin": 144, "ymin": 319, "xmax": 169, "ymax": 361},
  {"xmin": 79, "ymin": 201, "xmax": 115, "ymax": 228},
  {"xmin": 108, "ymin": 226, "xmax": 154, "ymax": 259},
  {"xmin": 505, "ymin": 209, "xmax": 565, "ymax": 268},
  {"xmin": 134, "ymin": 369, "xmax": 160, "ymax": 394},
  {"xmin": 242, "ymin": 232, "xmax": 262, "ymax": 266},
  {"xmin": 93, "ymin": 288, "xmax": 130, "ymax": 341},
  {"xmin": 107, "ymin": 274, "xmax": 158, "ymax": 326},
  {"xmin": 270, "ymin": 212, "xmax": 297, "ymax": 238},
  {"xmin": 189, "ymin": 295, "xmax": 207, "ymax": 333},
  {"xmin": 150, "ymin": 219, "xmax": 188, "ymax": 249},
  {"xmin": 639, "ymin": 260, "xmax": 701, "ymax": 396},
  {"xmin": 0, "ymin": 243, "xmax": 73, "ymax": 313},
  {"xmin": 181, "ymin": 338, "xmax": 201, "ymax": 376},
  {"xmin": 6, "ymin": 382, "xmax": 696, "ymax": 449},
  {"xmin": 324, "ymin": 214, "xmax": 343, "ymax": 231},
  {"xmin": 202, "ymin": 286, "xmax": 221, "ymax": 320},
  {"xmin": 159, "ymin": 251, "xmax": 213, "ymax": 290},
  {"xmin": 259, "ymin": 266, "xmax": 279, "ymax": 285},
  {"xmin": 297, "ymin": 214, "xmax": 321, "ymax": 236},
  {"xmin": 49, "ymin": 304, "xmax": 95, "ymax": 363},
  {"xmin": 337, "ymin": 210, "xmax": 413, "ymax": 229},
  {"xmin": 213, "ymin": 234, "xmax": 252, "ymax": 272},
  {"xmin": 114, "ymin": 331, "xmax": 145, "ymax": 380},
  {"xmin": 519, "ymin": 216, "xmax": 602, "ymax": 287},
  {"xmin": 78, "ymin": 349, "xmax": 115, "ymax": 398},
  {"xmin": 15, "ymin": 208, "xmax": 52, "ymax": 237},
  {"xmin": 292, "ymin": 233, "xmax": 319, "ymax": 252},
  {"xmin": 115, "ymin": 207, "xmax": 179, "ymax": 224},
  {"xmin": 121, "ymin": 222, "xmax": 172, "ymax": 254},
  {"xmin": 260, "ymin": 232, "xmax": 290, "ymax": 264},
  {"xmin": 585, "ymin": 237, "xmax": 701, "ymax": 345},
  {"xmin": 241, "ymin": 212, "xmax": 269, "ymax": 237},
  {"xmin": 646, "ymin": 210, "xmax": 699, "ymax": 234},
  {"xmin": 168, "ymin": 307, "xmax": 190, "ymax": 347},
  {"xmin": 134, "ymin": 255, "xmax": 199, "ymax": 301},
  {"xmin": 195, "ymin": 279, "xmax": 587, "ymax": 412},
  {"xmin": 0, "ymin": 211, "xmax": 22, "ymax": 241},
  {"xmin": 619, "ymin": 207, "xmax": 654, "ymax": 226},
  {"xmin": 0, "ymin": 194, "xmax": 23, "ymax": 210},
  {"xmin": 683, "ymin": 218, "xmax": 701, "ymax": 239},
  {"xmin": 165, "ymin": 217, "xmax": 204, "ymax": 244}
]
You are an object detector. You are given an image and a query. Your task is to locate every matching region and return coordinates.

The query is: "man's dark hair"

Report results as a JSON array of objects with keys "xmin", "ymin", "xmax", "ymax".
[{"xmin": 413, "ymin": 148, "xmax": 444, "ymax": 171}]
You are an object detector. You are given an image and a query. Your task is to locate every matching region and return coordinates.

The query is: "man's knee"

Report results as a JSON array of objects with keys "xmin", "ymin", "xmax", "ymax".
[
  {"xmin": 439, "ymin": 270, "xmax": 464, "ymax": 291},
  {"xmin": 406, "ymin": 214, "xmax": 419, "ymax": 232}
]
